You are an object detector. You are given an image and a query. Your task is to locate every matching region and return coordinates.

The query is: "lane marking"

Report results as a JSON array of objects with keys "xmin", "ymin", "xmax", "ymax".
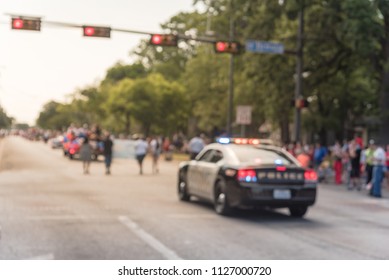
[{"xmin": 118, "ymin": 215, "xmax": 182, "ymax": 260}]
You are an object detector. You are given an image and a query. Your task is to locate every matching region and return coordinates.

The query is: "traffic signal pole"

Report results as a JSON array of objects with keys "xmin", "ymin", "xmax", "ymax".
[
  {"xmin": 294, "ymin": 0, "xmax": 304, "ymax": 143},
  {"xmin": 227, "ymin": 0, "xmax": 234, "ymax": 137}
]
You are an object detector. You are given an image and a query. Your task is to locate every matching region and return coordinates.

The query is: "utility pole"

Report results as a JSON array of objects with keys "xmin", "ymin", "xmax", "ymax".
[
  {"xmin": 294, "ymin": 0, "xmax": 304, "ymax": 142},
  {"xmin": 227, "ymin": 0, "xmax": 234, "ymax": 136}
]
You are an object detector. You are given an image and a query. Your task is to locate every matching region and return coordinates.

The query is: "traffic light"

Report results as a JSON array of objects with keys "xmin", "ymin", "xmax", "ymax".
[
  {"xmin": 149, "ymin": 34, "xmax": 178, "ymax": 47},
  {"xmin": 82, "ymin": 26, "xmax": 111, "ymax": 38},
  {"xmin": 11, "ymin": 17, "xmax": 41, "ymax": 31},
  {"xmin": 214, "ymin": 41, "xmax": 242, "ymax": 54}
]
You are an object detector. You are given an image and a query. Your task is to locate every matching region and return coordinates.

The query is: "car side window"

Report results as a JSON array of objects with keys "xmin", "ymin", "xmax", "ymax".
[
  {"xmin": 197, "ymin": 150, "xmax": 213, "ymax": 162},
  {"xmin": 210, "ymin": 150, "xmax": 223, "ymax": 163}
]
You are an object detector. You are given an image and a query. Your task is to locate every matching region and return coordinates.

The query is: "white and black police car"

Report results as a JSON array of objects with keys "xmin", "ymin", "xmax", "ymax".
[{"xmin": 178, "ymin": 138, "xmax": 318, "ymax": 217}]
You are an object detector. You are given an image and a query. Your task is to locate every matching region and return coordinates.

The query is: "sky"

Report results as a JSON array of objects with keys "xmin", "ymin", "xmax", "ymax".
[{"xmin": 0, "ymin": 0, "xmax": 197, "ymax": 125}]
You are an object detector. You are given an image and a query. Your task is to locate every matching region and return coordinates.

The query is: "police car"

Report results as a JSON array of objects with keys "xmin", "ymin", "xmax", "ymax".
[{"xmin": 177, "ymin": 138, "xmax": 317, "ymax": 217}]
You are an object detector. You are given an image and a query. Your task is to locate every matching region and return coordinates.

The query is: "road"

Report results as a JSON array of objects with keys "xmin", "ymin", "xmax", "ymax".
[{"xmin": 0, "ymin": 136, "xmax": 388, "ymax": 260}]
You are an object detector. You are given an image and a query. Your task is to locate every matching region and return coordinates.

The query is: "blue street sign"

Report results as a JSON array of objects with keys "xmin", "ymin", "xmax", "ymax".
[{"xmin": 246, "ymin": 40, "xmax": 284, "ymax": 54}]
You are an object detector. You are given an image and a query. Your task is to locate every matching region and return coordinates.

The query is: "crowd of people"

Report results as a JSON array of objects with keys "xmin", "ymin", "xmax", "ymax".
[
  {"xmin": 7, "ymin": 124, "xmax": 389, "ymax": 197},
  {"xmin": 286, "ymin": 136, "xmax": 388, "ymax": 198}
]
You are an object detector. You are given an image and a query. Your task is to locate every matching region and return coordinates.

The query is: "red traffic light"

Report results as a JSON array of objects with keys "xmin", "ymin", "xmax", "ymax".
[
  {"xmin": 151, "ymin": 34, "xmax": 162, "ymax": 45},
  {"xmin": 11, "ymin": 17, "xmax": 41, "ymax": 31},
  {"xmin": 149, "ymin": 34, "xmax": 178, "ymax": 47},
  {"xmin": 216, "ymin": 42, "xmax": 227, "ymax": 52},
  {"xmin": 214, "ymin": 41, "xmax": 242, "ymax": 54},
  {"xmin": 82, "ymin": 25, "xmax": 111, "ymax": 38},
  {"xmin": 12, "ymin": 19, "xmax": 24, "ymax": 29},
  {"xmin": 84, "ymin": 27, "xmax": 95, "ymax": 36}
]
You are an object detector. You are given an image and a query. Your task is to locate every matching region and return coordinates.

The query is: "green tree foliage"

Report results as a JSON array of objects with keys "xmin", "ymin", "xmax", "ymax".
[
  {"xmin": 0, "ymin": 106, "xmax": 13, "ymax": 128},
  {"xmin": 183, "ymin": 45, "xmax": 229, "ymax": 134},
  {"xmin": 35, "ymin": 1, "xmax": 388, "ymax": 144}
]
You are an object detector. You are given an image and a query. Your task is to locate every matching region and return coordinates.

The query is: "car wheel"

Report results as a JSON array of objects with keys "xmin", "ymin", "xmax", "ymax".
[
  {"xmin": 214, "ymin": 180, "xmax": 232, "ymax": 216},
  {"xmin": 68, "ymin": 154, "xmax": 74, "ymax": 160},
  {"xmin": 289, "ymin": 206, "xmax": 308, "ymax": 218},
  {"xmin": 178, "ymin": 171, "xmax": 190, "ymax": 201}
]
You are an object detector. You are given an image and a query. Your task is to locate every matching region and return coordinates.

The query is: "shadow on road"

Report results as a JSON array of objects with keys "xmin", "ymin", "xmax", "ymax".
[{"xmin": 186, "ymin": 198, "xmax": 325, "ymax": 228}]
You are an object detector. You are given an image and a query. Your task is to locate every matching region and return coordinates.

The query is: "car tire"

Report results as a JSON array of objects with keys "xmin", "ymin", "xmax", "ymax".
[
  {"xmin": 289, "ymin": 206, "xmax": 308, "ymax": 218},
  {"xmin": 178, "ymin": 171, "xmax": 190, "ymax": 201},
  {"xmin": 214, "ymin": 180, "xmax": 232, "ymax": 216},
  {"xmin": 68, "ymin": 154, "xmax": 74, "ymax": 160}
]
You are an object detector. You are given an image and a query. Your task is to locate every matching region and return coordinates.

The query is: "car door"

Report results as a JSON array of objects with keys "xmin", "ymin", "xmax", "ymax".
[
  {"xmin": 187, "ymin": 149, "xmax": 214, "ymax": 197},
  {"xmin": 202, "ymin": 149, "xmax": 224, "ymax": 200},
  {"xmin": 196, "ymin": 149, "xmax": 224, "ymax": 200}
]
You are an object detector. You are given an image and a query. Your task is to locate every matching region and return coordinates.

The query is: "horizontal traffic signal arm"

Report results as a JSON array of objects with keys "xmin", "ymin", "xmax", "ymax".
[{"xmin": 8, "ymin": 15, "xmax": 248, "ymax": 49}]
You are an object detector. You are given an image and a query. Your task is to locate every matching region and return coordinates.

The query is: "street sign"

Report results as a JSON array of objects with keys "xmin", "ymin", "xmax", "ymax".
[
  {"xmin": 236, "ymin": 106, "xmax": 252, "ymax": 125},
  {"xmin": 246, "ymin": 40, "xmax": 284, "ymax": 54}
]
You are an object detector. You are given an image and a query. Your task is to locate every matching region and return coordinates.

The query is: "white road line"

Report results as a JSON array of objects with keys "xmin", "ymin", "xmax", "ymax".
[{"xmin": 118, "ymin": 215, "xmax": 182, "ymax": 260}]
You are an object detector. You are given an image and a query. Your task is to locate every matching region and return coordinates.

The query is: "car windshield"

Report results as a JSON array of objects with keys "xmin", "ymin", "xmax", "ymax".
[{"xmin": 230, "ymin": 145, "xmax": 297, "ymax": 166}]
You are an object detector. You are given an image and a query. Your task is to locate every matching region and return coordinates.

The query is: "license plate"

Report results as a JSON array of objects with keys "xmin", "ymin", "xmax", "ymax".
[{"xmin": 273, "ymin": 189, "xmax": 291, "ymax": 199}]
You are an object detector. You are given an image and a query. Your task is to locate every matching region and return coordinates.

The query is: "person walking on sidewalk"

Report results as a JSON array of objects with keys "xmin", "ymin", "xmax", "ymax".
[
  {"xmin": 80, "ymin": 137, "xmax": 92, "ymax": 174},
  {"xmin": 363, "ymin": 140, "xmax": 376, "ymax": 190},
  {"xmin": 371, "ymin": 142, "xmax": 386, "ymax": 198},
  {"xmin": 332, "ymin": 141, "xmax": 343, "ymax": 184},
  {"xmin": 150, "ymin": 136, "xmax": 162, "ymax": 174},
  {"xmin": 189, "ymin": 133, "xmax": 205, "ymax": 160},
  {"xmin": 348, "ymin": 139, "xmax": 362, "ymax": 190},
  {"xmin": 103, "ymin": 132, "xmax": 113, "ymax": 175},
  {"xmin": 134, "ymin": 136, "xmax": 149, "ymax": 175}
]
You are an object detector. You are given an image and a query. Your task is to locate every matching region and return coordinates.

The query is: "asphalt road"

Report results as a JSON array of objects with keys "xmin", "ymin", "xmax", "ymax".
[{"xmin": 0, "ymin": 136, "xmax": 388, "ymax": 260}]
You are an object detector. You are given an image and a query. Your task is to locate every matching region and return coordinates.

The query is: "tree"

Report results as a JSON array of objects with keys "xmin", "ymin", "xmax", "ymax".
[{"xmin": 0, "ymin": 106, "xmax": 12, "ymax": 129}]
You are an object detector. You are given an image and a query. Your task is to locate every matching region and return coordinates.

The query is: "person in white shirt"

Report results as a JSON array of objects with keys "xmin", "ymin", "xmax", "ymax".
[
  {"xmin": 135, "ymin": 136, "xmax": 149, "ymax": 175},
  {"xmin": 371, "ymin": 143, "xmax": 385, "ymax": 198}
]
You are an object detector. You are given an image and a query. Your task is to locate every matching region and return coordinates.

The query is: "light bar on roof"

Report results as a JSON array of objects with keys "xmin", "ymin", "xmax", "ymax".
[{"xmin": 216, "ymin": 137, "xmax": 266, "ymax": 145}]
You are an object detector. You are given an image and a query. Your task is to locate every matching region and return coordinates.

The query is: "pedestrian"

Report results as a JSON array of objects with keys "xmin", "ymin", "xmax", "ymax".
[
  {"xmin": 150, "ymin": 136, "xmax": 162, "ymax": 174},
  {"xmin": 348, "ymin": 139, "xmax": 362, "ymax": 190},
  {"xmin": 313, "ymin": 143, "xmax": 327, "ymax": 170},
  {"xmin": 296, "ymin": 147, "xmax": 311, "ymax": 169},
  {"xmin": 332, "ymin": 141, "xmax": 343, "ymax": 184},
  {"xmin": 362, "ymin": 140, "xmax": 375, "ymax": 190},
  {"xmin": 371, "ymin": 142, "xmax": 386, "ymax": 198},
  {"xmin": 134, "ymin": 135, "xmax": 148, "ymax": 175},
  {"xmin": 103, "ymin": 132, "xmax": 113, "ymax": 175},
  {"xmin": 80, "ymin": 136, "xmax": 92, "ymax": 174},
  {"xmin": 189, "ymin": 133, "xmax": 205, "ymax": 160},
  {"xmin": 385, "ymin": 144, "xmax": 389, "ymax": 186}
]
